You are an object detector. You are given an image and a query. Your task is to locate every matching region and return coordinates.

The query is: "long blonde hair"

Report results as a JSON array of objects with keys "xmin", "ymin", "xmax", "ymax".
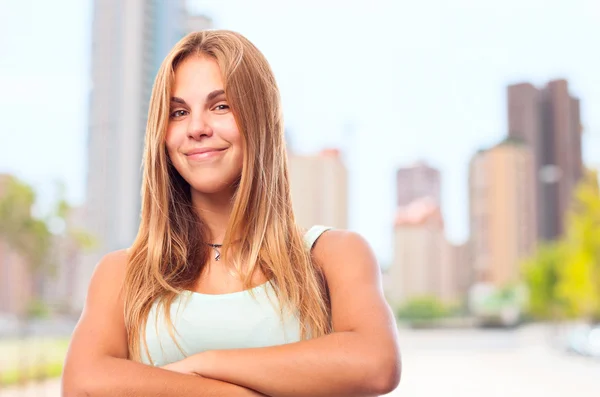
[{"xmin": 123, "ymin": 30, "xmax": 332, "ymax": 362}]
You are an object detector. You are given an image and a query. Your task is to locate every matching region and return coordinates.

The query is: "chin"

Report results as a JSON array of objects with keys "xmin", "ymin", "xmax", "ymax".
[{"xmin": 188, "ymin": 176, "xmax": 239, "ymax": 196}]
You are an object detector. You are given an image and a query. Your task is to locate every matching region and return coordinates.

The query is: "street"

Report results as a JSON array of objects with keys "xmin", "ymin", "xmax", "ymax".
[
  {"xmin": 385, "ymin": 324, "xmax": 600, "ymax": 396},
  {"xmin": 2, "ymin": 324, "xmax": 599, "ymax": 397}
]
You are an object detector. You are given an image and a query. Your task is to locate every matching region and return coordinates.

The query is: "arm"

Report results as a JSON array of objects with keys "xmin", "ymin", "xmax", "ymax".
[
  {"xmin": 61, "ymin": 250, "xmax": 265, "ymax": 397},
  {"xmin": 176, "ymin": 231, "xmax": 401, "ymax": 397}
]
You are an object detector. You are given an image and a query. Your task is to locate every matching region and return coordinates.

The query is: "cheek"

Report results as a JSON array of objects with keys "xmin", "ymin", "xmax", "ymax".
[
  {"xmin": 228, "ymin": 128, "xmax": 243, "ymax": 165},
  {"xmin": 165, "ymin": 126, "xmax": 182, "ymax": 155},
  {"xmin": 215, "ymin": 116, "xmax": 241, "ymax": 144},
  {"xmin": 164, "ymin": 128, "xmax": 184, "ymax": 171}
]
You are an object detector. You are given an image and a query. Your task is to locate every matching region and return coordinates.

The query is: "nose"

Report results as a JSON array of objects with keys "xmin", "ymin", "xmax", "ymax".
[{"xmin": 187, "ymin": 111, "xmax": 213, "ymax": 140}]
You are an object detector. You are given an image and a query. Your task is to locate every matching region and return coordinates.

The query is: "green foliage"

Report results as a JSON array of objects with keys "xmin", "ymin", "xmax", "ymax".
[
  {"xmin": 482, "ymin": 284, "xmax": 527, "ymax": 311},
  {"xmin": 396, "ymin": 296, "xmax": 449, "ymax": 322},
  {"xmin": 522, "ymin": 242, "xmax": 565, "ymax": 319},
  {"xmin": 0, "ymin": 362, "xmax": 63, "ymax": 386},
  {"xmin": 26, "ymin": 298, "xmax": 51, "ymax": 319},
  {"xmin": 0, "ymin": 337, "xmax": 69, "ymax": 385},
  {"xmin": 523, "ymin": 169, "xmax": 600, "ymax": 322},
  {"xmin": 0, "ymin": 176, "xmax": 52, "ymax": 270},
  {"xmin": 557, "ymin": 169, "xmax": 600, "ymax": 320},
  {"xmin": 0, "ymin": 175, "xmax": 96, "ymax": 316}
]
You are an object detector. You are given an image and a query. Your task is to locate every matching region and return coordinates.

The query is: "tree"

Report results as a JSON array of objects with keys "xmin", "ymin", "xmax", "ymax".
[
  {"xmin": 0, "ymin": 175, "xmax": 52, "ymax": 313},
  {"xmin": 0, "ymin": 175, "xmax": 53, "ymax": 384},
  {"xmin": 522, "ymin": 241, "xmax": 565, "ymax": 320},
  {"xmin": 0, "ymin": 176, "xmax": 96, "ymax": 384},
  {"xmin": 522, "ymin": 169, "xmax": 600, "ymax": 322},
  {"xmin": 557, "ymin": 169, "xmax": 600, "ymax": 321},
  {"xmin": 45, "ymin": 180, "xmax": 96, "ymax": 314},
  {"xmin": 396, "ymin": 296, "xmax": 449, "ymax": 324}
]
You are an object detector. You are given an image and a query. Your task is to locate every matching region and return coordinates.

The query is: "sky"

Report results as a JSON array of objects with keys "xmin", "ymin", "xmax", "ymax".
[{"xmin": 0, "ymin": 0, "xmax": 599, "ymax": 263}]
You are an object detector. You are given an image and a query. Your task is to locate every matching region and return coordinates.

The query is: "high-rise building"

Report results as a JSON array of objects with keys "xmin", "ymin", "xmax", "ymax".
[
  {"xmin": 79, "ymin": 1, "xmax": 212, "ymax": 310},
  {"xmin": 42, "ymin": 206, "xmax": 87, "ymax": 313},
  {"xmin": 85, "ymin": 0, "xmax": 186, "ymax": 258},
  {"xmin": 288, "ymin": 149, "xmax": 348, "ymax": 230},
  {"xmin": 389, "ymin": 163, "xmax": 471, "ymax": 305},
  {"xmin": 441, "ymin": 241, "xmax": 472, "ymax": 304},
  {"xmin": 388, "ymin": 197, "xmax": 446, "ymax": 304},
  {"xmin": 507, "ymin": 79, "xmax": 583, "ymax": 241},
  {"xmin": 185, "ymin": 14, "xmax": 213, "ymax": 34},
  {"xmin": 396, "ymin": 161, "xmax": 441, "ymax": 207},
  {"xmin": 468, "ymin": 138, "xmax": 537, "ymax": 286}
]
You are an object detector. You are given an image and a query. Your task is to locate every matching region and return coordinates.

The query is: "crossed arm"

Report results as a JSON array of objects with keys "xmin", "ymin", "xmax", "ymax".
[
  {"xmin": 164, "ymin": 231, "xmax": 401, "ymax": 397},
  {"xmin": 63, "ymin": 250, "xmax": 267, "ymax": 396},
  {"xmin": 62, "ymin": 231, "xmax": 401, "ymax": 397}
]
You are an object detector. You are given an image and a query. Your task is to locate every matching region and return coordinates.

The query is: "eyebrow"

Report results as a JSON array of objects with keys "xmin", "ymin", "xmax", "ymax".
[{"xmin": 170, "ymin": 89, "xmax": 225, "ymax": 106}]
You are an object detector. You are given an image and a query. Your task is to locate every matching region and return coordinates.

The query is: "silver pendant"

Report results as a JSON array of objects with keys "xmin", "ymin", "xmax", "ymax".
[{"xmin": 207, "ymin": 243, "xmax": 222, "ymax": 261}]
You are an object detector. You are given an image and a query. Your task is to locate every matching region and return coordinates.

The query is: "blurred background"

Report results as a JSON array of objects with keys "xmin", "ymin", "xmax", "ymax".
[{"xmin": 1, "ymin": 0, "xmax": 600, "ymax": 395}]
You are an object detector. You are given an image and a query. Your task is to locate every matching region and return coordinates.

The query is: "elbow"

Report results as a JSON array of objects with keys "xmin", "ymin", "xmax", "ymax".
[
  {"xmin": 62, "ymin": 365, "xmax": 98, "ymax": 397},
  {"xmin": 63, "ymin": 377, "xmax": 104, "ymax": 397},
  {"xmin": 62, "ymin": 378, "xmax": 90, "ymax": 397},
  {"xmin": 367, "ymin": 351, "xmax": 402, "ymax": 395}
]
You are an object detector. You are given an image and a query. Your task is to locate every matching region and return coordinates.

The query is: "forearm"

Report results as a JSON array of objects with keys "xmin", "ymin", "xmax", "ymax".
[
  {"xmin": 198, "ymin": 331, "xmax": 398, "ymax": 397},
  {"xmin": 62, "ymin": 355, "xmax": 264, "ymax": 397}
]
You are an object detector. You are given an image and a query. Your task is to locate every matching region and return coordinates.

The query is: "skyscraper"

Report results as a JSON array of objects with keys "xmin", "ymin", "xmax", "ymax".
[
  {"xmin": 78, "ymin": 1, "xmax": 211, "ymax": 310},
  {"xmin": 507, "ymin": 79, "xmax": 583, "ymax": 241},
  {"xmin": 396, "ymin": 161, "xmax": 441, "ymax": 207},
  {"xmin": 388, "ymin": 197, "xmax": 446, "ymax": 304},
  {"xmin": 469, "ymin": 138, "xmax": 537, "ymax": 286},
  {"xmin": 288, "ymin": 149, "xmax": 348, "ymax": 230},
  {"xmin": 85, "ymin": 0, "xmax": 188, "ymax": 256}
]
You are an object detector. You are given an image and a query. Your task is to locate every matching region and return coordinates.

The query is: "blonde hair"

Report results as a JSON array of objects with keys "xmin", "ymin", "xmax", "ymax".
[{"xmin": 123, "ymin": 30, "xmax": 332, "ymax": 362}]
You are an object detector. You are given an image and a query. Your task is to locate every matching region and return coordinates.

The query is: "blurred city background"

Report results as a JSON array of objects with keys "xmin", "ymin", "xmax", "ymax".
[{"xmin": 1, "ymin": 0, "xmax": 600, "ymax": 395}]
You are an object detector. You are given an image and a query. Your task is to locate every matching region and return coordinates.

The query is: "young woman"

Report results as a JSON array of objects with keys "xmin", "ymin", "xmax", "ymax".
[{"xmin": 62, "ymin": 30, "xmax": 400, "ymax": 397}]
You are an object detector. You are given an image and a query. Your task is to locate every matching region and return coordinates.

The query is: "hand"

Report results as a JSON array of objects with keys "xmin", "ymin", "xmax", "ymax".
[
  {"xmin": 161, "ymin": 357, "xmax": 198, "ymax": 376},
  {"xmin": 162, "ymin": 355, "xmax": 267, "ymax": 396},
  {"xmin": 161, "ymin": 351, "xmax": 216, "ymax": 377}
]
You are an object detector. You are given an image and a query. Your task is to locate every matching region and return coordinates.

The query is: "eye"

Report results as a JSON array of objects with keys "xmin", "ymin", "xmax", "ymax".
[
  {"xmin": 214, "ymin": 103, "xmax": 230, "ymax": 112},
  {"xmin": 170, "ymin": 109, "xmax": 188, "ymax": 119}
]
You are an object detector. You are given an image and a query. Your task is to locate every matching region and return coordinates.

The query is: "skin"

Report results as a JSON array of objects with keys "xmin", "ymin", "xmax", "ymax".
[
  {"xmin": 61, "ymin": 56, "xmax": 264, "ymax": 397},
  {"xmin": 162, "ymin": 56, "xmax": 402, "ymax": 395},
  {"xmin": 164, "ymin": 55, "xmax": 265, "ymax": 294},
  {"xmin": 61, "ymin": 250, "xmax": 265, "ymax": 397},
  {"xmin": 164, "ymin": 230, "xmax": 402, "ymax": 397},
  {"xmin": 166, "ymin": 55, "xmax": 244, "ymax": 246},
  {"xmin": 62, "ymin": 55, "xmax": 401, "ymax": 397}
]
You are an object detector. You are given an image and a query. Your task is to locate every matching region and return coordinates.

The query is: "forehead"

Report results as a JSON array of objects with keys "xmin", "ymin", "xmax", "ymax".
[{"xmin": 171, "ymin": 55, "xmax": 224, "ymax": 96}]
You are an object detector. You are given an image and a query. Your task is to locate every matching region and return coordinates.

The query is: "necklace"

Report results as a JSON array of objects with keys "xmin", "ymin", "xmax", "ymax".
[{"xmin": 207, "ymin": 243, "xmax": 223, "ymax": 261}]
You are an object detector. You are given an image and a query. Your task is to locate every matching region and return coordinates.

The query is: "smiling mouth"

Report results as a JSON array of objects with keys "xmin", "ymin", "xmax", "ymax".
[{"xmin": 186, "ymin": 148, "xmax": 226, "ymax": 160}]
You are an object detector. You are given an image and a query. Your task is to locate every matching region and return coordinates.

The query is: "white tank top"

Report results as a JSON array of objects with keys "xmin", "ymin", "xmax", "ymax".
[{"xmin": 141, "ymin": 225, "xmax": 332, "ymax": 366}]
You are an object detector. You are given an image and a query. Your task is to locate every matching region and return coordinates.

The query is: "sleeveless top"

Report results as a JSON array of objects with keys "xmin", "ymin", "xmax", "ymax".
[{"xmin": 141, "ymin": 225, "xmax": 332, "ymax": 366}]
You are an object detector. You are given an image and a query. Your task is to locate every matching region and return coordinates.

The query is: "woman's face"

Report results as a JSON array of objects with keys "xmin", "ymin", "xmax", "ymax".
[{"xmin": 166, "ymin": 55, "xmax": 243, "ymax": 196}]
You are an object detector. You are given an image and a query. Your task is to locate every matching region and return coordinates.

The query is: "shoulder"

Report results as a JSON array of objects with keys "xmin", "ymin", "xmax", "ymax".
[
  {"xmin": 88, "ymin": 249, "xmax": 130, "ymax": 293},
  {"xmin": 95, "ymin": 249, "xmax": 129, "ymax": 274},
  {"xmin": 311, "ymin": 229, "xmax": 379, "ymax": 281},
  {"xmin": 312, "ymin": 229, "xmax": 372, "ymax": 257}
]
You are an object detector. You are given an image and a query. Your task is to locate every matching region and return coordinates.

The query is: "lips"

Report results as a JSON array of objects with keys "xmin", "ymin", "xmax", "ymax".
[
  {"xmin": 186, "ymin": 147, "xmax": 225, "ymax": 156},
  {"xmin": 185, "ymin": 147, "xmax": 226, "ymax": 161}
]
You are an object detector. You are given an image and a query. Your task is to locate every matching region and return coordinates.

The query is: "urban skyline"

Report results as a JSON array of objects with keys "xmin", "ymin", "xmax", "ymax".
[
  {"xmin": 1, "ymin": 3, "xmax": 600, "ymax": 395},
  {"xmin": 386, "ymin": 78, "xmax": 585, "ymax": 305},
  {"xmin": 1, "ymin": 0, "xmax": 599, "ymax": 265}
]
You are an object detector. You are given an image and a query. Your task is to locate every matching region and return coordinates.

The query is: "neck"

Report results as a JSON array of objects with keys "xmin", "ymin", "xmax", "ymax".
[{"xmin": 191, "ymin": 188, "xmax": 236, "ymax": 244}]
